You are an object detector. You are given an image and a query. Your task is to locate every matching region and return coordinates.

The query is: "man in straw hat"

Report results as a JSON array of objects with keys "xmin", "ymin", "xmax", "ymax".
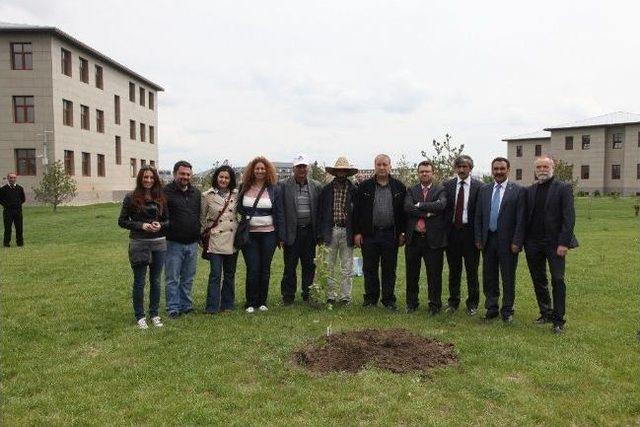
[{"xmin": 317, "ymin": 156, "xmax": 358, "ymax": 304}]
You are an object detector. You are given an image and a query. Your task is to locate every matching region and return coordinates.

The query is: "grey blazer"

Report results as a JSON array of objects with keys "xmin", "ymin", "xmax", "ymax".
[{"xmin": 280, "ymin": 176, "xmax": 322, "ymax": 246}]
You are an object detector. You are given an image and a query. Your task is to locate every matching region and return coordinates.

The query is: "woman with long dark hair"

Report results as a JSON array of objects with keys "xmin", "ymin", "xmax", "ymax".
[
  {"xmin": 238, "ymin": 156, "xmax": 285, "ymax": 313},
  {"xmin": 118, "ymin": 166, "xmax": 169, "ymax": 329},
  {"xmin": 201, "ymin": 165, "xmax": 240, "ymax": 313}
]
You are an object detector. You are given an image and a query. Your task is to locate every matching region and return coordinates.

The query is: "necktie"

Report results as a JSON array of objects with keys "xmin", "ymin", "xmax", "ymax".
[
  {"xmin": 489, "ymin": 183, "xmax": 502, "ymax": 232},
  {"xmin": 416, "ymin": 186, "xmax": 429, "ymax": 232},
  {"xmin": 454, "ymin": 181, "xmax": 464, "ymax": 228}
]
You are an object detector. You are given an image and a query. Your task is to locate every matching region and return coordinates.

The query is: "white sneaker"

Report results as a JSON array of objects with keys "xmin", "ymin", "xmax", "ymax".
[
  {"xmin": 258, "ymin": 305, "xmax": 268, "ymax": 312},
  {"xmin": 246, "ymin": 307, "xmax": 255, "ymax": 313},
  {"xmin": 137, "ymin": 318, "xmax": 149, "ymax": 329},
  {"xmin": 151, "ymin": 316, "xmax": 164, "ymax": 327}
]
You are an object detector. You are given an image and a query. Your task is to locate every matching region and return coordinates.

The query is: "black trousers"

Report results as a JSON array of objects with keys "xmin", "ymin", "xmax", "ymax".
[
  {"xmin": 525, "ymin": 239, "xmax": 566, "ymax": 325},
  {"xmin": 446, "ymin": 225, "xmax": 480, "ymax": 309},
  {"xmin": 362, "ymin": 228, "xmax": 398, "ymax": 306},
  {"xmin": 482, "ymin": 232, "xmax": 518, "ymax": 318},
  {"xmin": 280, "ymin": 225, "xmax": 316, "ymax": 302},
  {"xmin": 405, "ymin": 233, "xmax": 444, "ymax": 310},
  {"xmin": 3, "ymin": 208, "xmax": 23, "ymax": 246}
]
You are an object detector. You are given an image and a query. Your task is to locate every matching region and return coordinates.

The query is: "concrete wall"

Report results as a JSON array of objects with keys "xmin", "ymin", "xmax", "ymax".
[{"xmin": 507, "ymin": 138, "xmax": 550, "ymax": 185}]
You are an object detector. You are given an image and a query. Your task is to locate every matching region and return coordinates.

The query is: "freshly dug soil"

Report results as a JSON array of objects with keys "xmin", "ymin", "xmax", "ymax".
[{"xmin": 293, "ymin": 328, "xmax": 458, "ymax": 374}]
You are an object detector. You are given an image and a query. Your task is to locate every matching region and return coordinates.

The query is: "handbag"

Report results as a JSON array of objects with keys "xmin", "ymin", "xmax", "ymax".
[
  {"xmin": 233, "ymin": 185, "xmax": 266, "ymax": 250},
  {"xmin": 201, "ymin": 193, "xmax": 233, "ymax": 260}
]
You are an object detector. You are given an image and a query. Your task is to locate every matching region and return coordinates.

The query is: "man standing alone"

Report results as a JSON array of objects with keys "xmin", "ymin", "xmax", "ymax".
[
  {"xmin": 280, "ymin": 154, "xmax": 322, "ymax": 304},
  {"xmin": 354, "ymin": 154, "xmax": 406, "ymax": 310},
  {"xmin": 0, "ymin": 173, "xmax": 26, "ymax": 247},
  {"xmin": 164, "ymin": 161, "xmax": 201, "ymax": 318}
]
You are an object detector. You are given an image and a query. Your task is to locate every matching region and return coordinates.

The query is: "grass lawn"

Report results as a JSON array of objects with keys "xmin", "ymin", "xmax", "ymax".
[{"xmin": 2, "ymin": 197, "xmax": 639, "ymax": 425}]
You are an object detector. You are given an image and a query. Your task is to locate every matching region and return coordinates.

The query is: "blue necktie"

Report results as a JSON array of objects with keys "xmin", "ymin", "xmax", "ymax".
[{"xmin": 489, "ymin": 183, "xmax": 502, "ymax": 232}]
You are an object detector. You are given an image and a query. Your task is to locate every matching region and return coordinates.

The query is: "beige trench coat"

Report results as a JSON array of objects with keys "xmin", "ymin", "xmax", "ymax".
[{"xmin": 200, "ymin": 188, "xmax": 239, "ymax": 255}]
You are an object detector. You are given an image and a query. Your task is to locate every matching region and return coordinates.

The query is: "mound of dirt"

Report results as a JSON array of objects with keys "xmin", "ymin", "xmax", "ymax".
[{"xmin": 293, "ymin": 328, "xmax": 458, "ymax": 374}]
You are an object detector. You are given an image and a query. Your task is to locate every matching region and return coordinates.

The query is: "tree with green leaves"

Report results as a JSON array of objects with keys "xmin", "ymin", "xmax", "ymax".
[
  {"xmin": 394, "ymin": 154, "xmax": 418, "ymax": 187},
  {"xmin": 553, "ymin": 158, "xmax": 578, "ymax": 192},
  {"xmin": 421, "ymin": 133, "xmax": 465, "ymax": 182},
  {"xmin": 32, "ymin": 160, "xmax": 77, "ymax": 211},
  {"xmin": 310, "ymin": 161, "xmax": 328, "ymax": 183}
]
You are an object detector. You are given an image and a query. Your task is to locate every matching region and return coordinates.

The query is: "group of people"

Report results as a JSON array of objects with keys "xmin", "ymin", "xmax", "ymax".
[{"xmin": 117, "ymin": 153, "xmax": 577, "ymax": 334}]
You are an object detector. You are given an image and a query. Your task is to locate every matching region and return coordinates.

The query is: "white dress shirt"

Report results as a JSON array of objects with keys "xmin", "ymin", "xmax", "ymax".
[
  {"xmin": 454, "ymin": 176, "xmax": 471, "ymax": 224},
  {"xmin": 491, "ymin": 179, "xmax": 508, "ymax": 211}
]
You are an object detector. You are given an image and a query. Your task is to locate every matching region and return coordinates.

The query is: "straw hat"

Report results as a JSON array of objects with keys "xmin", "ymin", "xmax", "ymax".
[{"xmin": 325, "ymin": 156, "xmax": 358, "ymax": 177}]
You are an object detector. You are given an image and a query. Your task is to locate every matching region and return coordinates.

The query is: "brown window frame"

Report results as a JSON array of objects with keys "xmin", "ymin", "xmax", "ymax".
[
  {"xmin": 140, "ymin": 123, "xmax": 146, "ymax": 142},
  {"xmin": 15, "ymin": 149, "xmax": 36, "ymax": 176},
  {"xmin": 64, "ymin": 150, "xmax": 75, "ymax": 175},
  {"xmin": 80, "ymin": 105, "xmax": 90, "ymax": 130},
  {"xmin": 581, "ymin": 135, "xmax": 591, "ymax": 150},
  {"xmin": 63, "ymin": 99, "xmax": 74, "ymax": 126},
  {"xmin": 612, "ymin": 133, "xmax": 623, "ymax": 149},
  {"xmin": 129, "ymin": 82, "xmax": 135, "ymax": 102},
  {"xmin": 96, "ymin": 109, "xmax": 105, "ymax": 133},
  {"xmin": 95, "ymin": 64, "xmax": 104, "ymax": 89},
  {"xmin": 13, "ymin": 96, "xmax": 34, "ymax": 123},
  {"xmin": 611, "ymin": 164, "xmax": 621, "ymax": 180},
  {"xmin": 11, "ymin": 42, "xmax": 33, "ymax": 70},
  {"xmin": 130, "ymin": 158, "xmax": 137, "ymax": 177},
  {"xmin": 114, "ymin": 95, "xmax": 120, "ymax": 124},
  {"xmin": 149, "ymin": 92, "xmax": 154, "ymax": 110},
  {"xmin": 130, "ymin": 120, "xmax": 136, "ymax": 140},
  {"xmin": 149, "ymin": 125, "xmax": 155, "ymax": 144},
  {"xmin": 115, "ymin": 136, "xmax": 122, "ymax": 165},
  {"xmin": 565, "ymin": 136, "xmax": 573, "ymax": 150},
  {"xmin": 139, "ymin": 87, "xmax": 145, "ymax": 106},
  {"xmin": 79, "ymin": 57, "xmax": 89, "ymax": 83},
  {"xmin": 516, "ymin": 145, "xmax": 522, "ymax": 157},
  {"xmin": 515, "ymin": 169, "xmax": 522, "ymax": 180},
  {"xmin": 580, "ymin": 165, "xmax": 589, "ymax": 180},
  {"xmin": 637, "ymin": 164, "xmax": 640, "ymax": 180},
  {"xmin": 534, "ymin": 144, "xmax": 542, "ymax": 157},
  {"xmin": 82, "ymin": 152, "xmax": 91, "ymax": 177},
  {"xmin": 61, "ymin": 48, "xmax": 72, "ymax": 76},
  {"xmin": 97, "ymin": 154, "xmax": 106, "ymax": 177}
]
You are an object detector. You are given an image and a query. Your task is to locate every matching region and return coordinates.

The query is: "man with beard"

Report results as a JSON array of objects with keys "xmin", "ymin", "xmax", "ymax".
[
  {"xmin": 474, "ymin": 157, "xmax": 524, "ymax": 323},
  {"xmin": 522, "ymin": 156, "xmax": 578, "ymax": 334}
]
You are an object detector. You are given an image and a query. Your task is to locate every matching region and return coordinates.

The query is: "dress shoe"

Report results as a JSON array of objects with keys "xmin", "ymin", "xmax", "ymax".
[
  {"xmin": 428, "ymin": 307, "xmax": 441, "ymax": 316},
  {"xmin": 383, "ymin": 304, "xmax": 397, "ymax": 312},
  {"xmin": 445, "ymin": 305, "xmax": 457, "ymax": 314},
  {"xmin": 483, "ymin": 311, "xmax": 499, "ymax": 321},
  {"xmin": 362, "ymin": 302, "xmax": 376, "ymax": 308},
  {"xmin": 552, "ymin": 324, "xmax": 565, "ymax": 334},
  {"xmin": 466, "ymin": 307, "xmax": 478, "ymax": 316},
  {"xmin": 168, "ymin": 311, "xmax": 181, "ymax": 319},
  {"xmin": 326, "ymin": 299, "xmax": 336, "ymax": 305},
  {"xmin": 502, "ymin": 315, "xmax": 514, "ymax": 324},
  {"xmin": 534, "ymin": 316, "xmax": 552, "ymax": 325},
  {"xmin": 281, "ymin": 299, "xmax": 294, "ymax": 306},
  {"xmin": 406, "ymin": 306, "xmax": 418, "ymax": 313}
]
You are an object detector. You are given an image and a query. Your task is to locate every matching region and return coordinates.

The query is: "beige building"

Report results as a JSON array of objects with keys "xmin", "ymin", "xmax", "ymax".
[
  {"xmin": 504, "ymin": 112, "xmax": 640, "ymax": 195},
  {"xmin": 0, "ymin": 23, "xmax": 163, "ymax": 203}
]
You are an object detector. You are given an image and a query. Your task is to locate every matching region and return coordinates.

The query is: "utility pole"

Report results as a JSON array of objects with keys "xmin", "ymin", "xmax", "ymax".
[{"xmin": 36, "ymin": 128, "xmax": 54, "ymax": 173}]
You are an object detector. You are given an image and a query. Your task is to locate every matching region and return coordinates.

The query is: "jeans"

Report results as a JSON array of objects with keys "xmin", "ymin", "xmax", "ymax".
[
  {"xmin": 165, "ymin": 241, "xmax": 198, "ymax": 314},
  {"xmin": 242, "ymin": 231, "xmax": 277, "ymax": 308},
  {"xmin": 281, "ymin": 225, "xmax": 316, "ymax": 302},
  {"xmin": 206, "ymin": 252, "xmax": 238, "ymax": 312},
  {"xmin": 362, "ymin": 228, "xmax": 398, "ymax": 306},
  {"xmin": 326, "ymin": 226, "xmax": 353, "ymax": 301},
  {"xmin": 132, "ymin": 249, "xmax": 165, "ymax": 320}
]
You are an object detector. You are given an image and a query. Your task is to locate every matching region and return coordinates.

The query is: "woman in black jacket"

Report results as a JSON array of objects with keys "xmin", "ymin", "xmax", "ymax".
[{"xmin": 118, "ymin": 166, "xmax": 169, "ymax": 329}]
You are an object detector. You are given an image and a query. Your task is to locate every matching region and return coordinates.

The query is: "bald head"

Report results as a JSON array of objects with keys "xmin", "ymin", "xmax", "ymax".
[
  {"xmin": 7, "ymin": 173, "xmax": 17, "ymax": 185},
  {"xmin": 374, "ymin": 154, "xmax": 391, "ymax": 181}
]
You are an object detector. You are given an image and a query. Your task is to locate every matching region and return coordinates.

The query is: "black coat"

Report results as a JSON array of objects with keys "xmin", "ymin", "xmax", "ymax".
[
  {"xmin": 353, "ymin": 176, "xmax": 406, "ymax": 239},
  {"xmin": 317, "ymin": 179, "xmax": 356, "ymax": 246},
  {"xmin": 0, "ymin": 184, "xmax": 26, "ymax": 210},
  {"xmin": 164, "ymin": 182, "xmax": 202, "ymax": 244},
  {"xmin": 118, "ymin": 194, "xmax": 170, "ymax": 240},
  {"xmin": 443, "ymin": 177, "xmax": 483, "ymax": 233},
  {"xmin": 404, "ymin": 183, "xmax": 448, "ymax": 248},
  {"xmin": 474, "ymin": 181, "xmax": 525, "ymax": 249}
]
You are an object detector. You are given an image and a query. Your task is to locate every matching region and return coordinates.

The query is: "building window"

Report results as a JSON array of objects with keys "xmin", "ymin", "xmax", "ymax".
[
  {"xmin": 15, "ymin": 149, "xmax": 36, "ymax": 176},
  {"xmin": 96, "ymin": 109, "xmax": 104, "ymax": 133},
  {"xmin": 13, "ymin": 96, "xmax": 34, "ymax": 123},
  {"xmin": 611, "ymin": 164, "xmax": 621, "ymax": 180},
  {"xmin": 149, "ymin": 92, "xmax": 154, "ymax": 110},
  {"xmin": 64, "ymin": 150, "xmax": 75, "ymax": 175},
  {"xmin": 63, "ymin": 99, "xmax": 73, "ymax": 126},
  {"xmin": 515, "ymin": 169, "xmax": 522, "ymax": 180},
  {"xmin": 129, "ymin": 82, "xmax": 135, "ymax": 102},
  {"xmin": 11, "ymin": 42, "xmax": 32, "ymax": 70},
  {"xmin": 81, "ymin": 105, "xmax": 90, "ymax": 130},
  {"xmin": 61, "ymin": 48, "xmax": 72, "ymax": 76},
  {"xmin": 638, "ymin": 132, "xmax": 640, "ymax": 147},
  {"xmin": 141, "ymin": 159, "xmax": 147, "ymax": 167},
  {"xmin": 97, "ymin": 154, "xmax": 105, "ymax": 177},
  {"xmin": 149, "ymin": 125, "xmax": 155, "ymax": 144},
  {"xmin": 534, "ymin": 144, "xmax": 542, "ymax": 157},
  {"xmin": 81, "ymin": 152, "xmax": 91, "ymax": 176},
  {"xmin": 114, "ymin": 95, "xmax": 120, "ymax": 124},
  {"xmin": 95, "ymin": 65, "xmax": 103, "ymax": 89},
  {"xmin": 612, "ymin": 133, "xmax": 623, "ymax": 149},
  {"xmin": 149, "ymin": 160, "xmax": 155, "ymax": 168},
  {"xmin": 115, "ymin": 136, "xmax": 122, "ymax": 165},
  {"xmin": 637, "ymin": 164, "xmax": 640, "ymax": 180},
  {"xmin": 582, "ymin": 135, "xmax": 591, "ymax": 150},
  {"xmin": 130, "ymin": 120, "xmax": 136, "ymax": 140},
  {"xmin": 565, "ymin": 136, "xmax": 573, "ymax": 150},
  {"xmin": 581, "ymin": 165, "xmax": 589, "ymax": 180},
  {"xmin": 139, "ymin": 87, "xmax": 145, "ymax": 106},
  {"xmin": 79, "ymin": 57, "xmax": 89, "ymax": 83},
  {"xmin": 140, "ymin": 123, "xmax": 146, "ymax": 142},
  {"xmin": 130, "ymin": 158, "xmax": 137, "ymax": 177},
  {"xmin": 515, "ymin": 145, "xmax": 522, "ymax": 157}
]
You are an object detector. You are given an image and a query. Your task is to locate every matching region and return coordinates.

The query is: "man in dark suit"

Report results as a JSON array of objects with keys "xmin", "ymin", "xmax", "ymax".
[
  {"xmin": 0, "ymin": 173, "xmax": 26, "ymax": 247},
  {"xmin": 404, "ymin": 161, "xmax": 448, "ymax": 314},
  {"xmin": 354, "ymin": 154, "xmax": 407, "ymax": 310},
  {"xmin": 280, "ymin": 154, "xmax": 323, "ymax": 304},
  {"xmin": 443, "ymin": 155, "xmax": 483, "ymax": 315},
  {"xmin": 474, "ymin": 157, "xmax": 524, "ymax": 323},
  {"xmin": 523, "ymin": 156, "xmax": 578, "ymax": 334}
]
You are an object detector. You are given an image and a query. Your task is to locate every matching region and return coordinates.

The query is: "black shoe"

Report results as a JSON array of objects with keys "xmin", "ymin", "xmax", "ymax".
[
  {"xmin": 552, "ymin": 324, "xmax": 565, "ymax": 334},
  {"xmin": 428, "ymin": 307, "xmax": 441, "ymax": 316},
  {"xmin": 302, "ymin": 295, "xmax": 309, "ymax": 302},
  {"xmin": 502, "ymin": 315, "xmax": 514, "ymax": 324},
  {"xmin": 383, "ymin": 304, "xmax": 397, "ymax": 312},
  {"xmin": 3, "ymin": 243, "xmax": 9, "ymax": 248},
  {"xmin": 483, "ymin": 311, "xmax": 499, "ymax": 321},
  {"xmin": 181, "ymin": 308, "xmax": 194, "ymax": 315},
  {"xmin": 327, "ymin": 299, "xmax": 336, "ymax": 305},
  {"xmin": 281, "ymin": 299, "xmax": 294, "ymax": 306},
  {"xmin": 445, "ymin": 305, "xmax": 457, "ymax": 314},
  {"xmin": 534, "ymin": 316, "xmax": 552, "ymax": 325},
  {"xmin": 17, "ymin": 242, "xmax": 23, "ymax": 247},
  {"xmin": 168, "ymin": 311, "xmax": 181, "ymax": 319},
  {"xmin": 338, "ymin": 299, "xmax": 351, "ymax": 307},
  {"xmin": 466, "ymin": 307, "xmax": 478, "ymax": 316},
  {"xmin": 362, "ymin": 302, "xmax": 376, "ymax": 308}
]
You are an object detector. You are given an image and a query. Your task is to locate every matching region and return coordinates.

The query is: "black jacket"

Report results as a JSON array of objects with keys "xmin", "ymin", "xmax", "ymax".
[
  {"xmin": 279, "ymin": 177, "xmax": 322, "ymax": 246},
  {"xmin": 353, "ymin": 176, "xmax": 407, "ymax": 239},
  {"xmin": 443, "ymin": 177, "xmax": 483, "ymax": 234},
  {"xmin": 474, "ymin": 181, "xmax": 525, "ymax": 249},
  {"xmin": 0, "ymin": 184, "xmax": 26, "ymax": 210},
  {"xmin": 404, "ymin": 183, "xmax": 448, "ymax": 248},
  {"xmin": 317, "ymin": 178, "xmax": 356, "ymax": 246},
  {"xmin": 118, "ymin": 194, "xmax": 170, "ymax": 240},
  {"xmin": 164, "ymin": 182, "xmax": 202, "ymax": 244}
]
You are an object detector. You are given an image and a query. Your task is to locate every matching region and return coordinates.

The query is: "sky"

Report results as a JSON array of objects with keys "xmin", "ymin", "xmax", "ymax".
[{"xmin": 2, "ymin": 0, "xmax": 639, "ymax": 174}]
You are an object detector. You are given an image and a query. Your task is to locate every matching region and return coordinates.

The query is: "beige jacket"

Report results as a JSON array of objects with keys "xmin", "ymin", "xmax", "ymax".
[{"xmin": 200, "ymin": 188, "xmax": 239, "ymax": 255}]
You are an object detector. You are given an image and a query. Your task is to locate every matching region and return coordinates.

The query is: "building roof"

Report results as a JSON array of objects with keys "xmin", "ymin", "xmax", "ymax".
[
  {"xmin": 544, "ymin": 111, "xmax": 640, "ymax": 131},
  {"xmin": 502, "ymin": 130, "xmax": 551, "ymax": 142},
  {"xmin": 0, "ymin": 22, "xmax": 163, "ymax": 91}
]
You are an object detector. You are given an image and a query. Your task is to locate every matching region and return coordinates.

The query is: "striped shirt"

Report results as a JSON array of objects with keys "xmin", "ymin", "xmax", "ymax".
[
  {"xmin": 296, "ymin": 182, "xmax": 311, "ymax": 226},
  {"xmin": 243, "ymin": 185, "xmax": 274, "ymax": 232}
]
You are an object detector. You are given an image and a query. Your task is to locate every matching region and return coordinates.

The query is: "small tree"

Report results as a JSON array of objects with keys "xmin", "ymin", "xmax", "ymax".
[
  {"xmin": 421, "ymin": 133, "xmax": 465, "ymax": 182},
  {"xmin": 481, "ymin": 174, "xmax": 494, "ymax": 184},
  {"xmin": 554, "ymin": 158, "xmax": 578, "ymax": 192},
  {"xmin": 394, "ymin": 154, "xmax": 418, "ymax": 187},
  {"xmin": 32, "ymin": 160, "xmax": 77, "ymax": 211},
  {"xmin": 310, "ymin": 161, "xmax": 328, "ymax": 183}
]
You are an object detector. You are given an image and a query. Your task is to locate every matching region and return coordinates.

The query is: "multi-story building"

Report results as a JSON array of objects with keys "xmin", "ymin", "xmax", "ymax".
[
  {"xmin": 504, "ymin": 112, "xmax": 640, "ymax": 195},
  {"xmin": 0, "ymin": 23, "xmax": 163, "ymax": 203}
]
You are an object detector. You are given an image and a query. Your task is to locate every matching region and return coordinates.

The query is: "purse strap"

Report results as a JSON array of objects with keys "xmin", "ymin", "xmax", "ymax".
[
  {"xmin": 203, "ymin": 192, "xmax": 233, "ymax": 235},
  {"xmin": 244, "ymin": 185, "xmax": 267, "ymax": 221}
]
